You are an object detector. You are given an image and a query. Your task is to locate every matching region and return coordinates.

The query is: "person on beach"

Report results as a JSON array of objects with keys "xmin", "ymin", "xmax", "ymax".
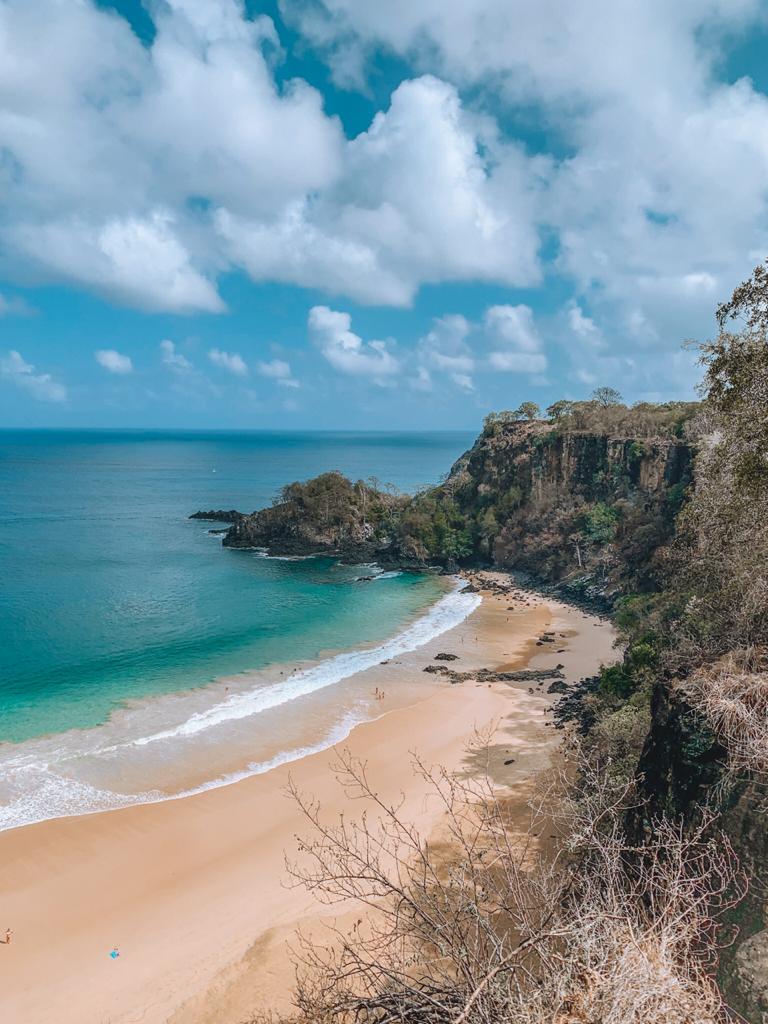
[
  {"xmin": 2, "ymin": 928, "xmax": 12, "ymax": 944},
  {"xmin": 109, "ymin": 947, "xmax": 120, "ymax": 959}
]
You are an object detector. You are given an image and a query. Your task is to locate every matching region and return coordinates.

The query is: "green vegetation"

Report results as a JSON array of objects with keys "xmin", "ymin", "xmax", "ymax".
[
  {"xmin": 580, "ymin": 502, "xmax": 621, "ymax": 544},
  {"xmin": 247, "ymin": 262, "xmax": 768, "ymax": 1024}
]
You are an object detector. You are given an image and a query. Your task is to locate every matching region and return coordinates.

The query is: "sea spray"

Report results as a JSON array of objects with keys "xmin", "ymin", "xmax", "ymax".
[
  {"xmin": 0, "ymin": 581, "xmax": 480, "ymax": 832},
  {"xmin": 129, "ymin": 581, "xmax": 479, "ymax": 749}
]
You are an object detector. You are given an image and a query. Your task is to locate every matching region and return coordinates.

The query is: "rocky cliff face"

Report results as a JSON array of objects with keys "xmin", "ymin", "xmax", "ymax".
[
  {"xmin": 210, "ymin": 470, "xmax": 405, "ymax": 564},
  {"xmin": 454, "ymin": 423, "xmax": 689, "ymax": 504},
  {"xmin": 446, "ymin": 421, "xmax": 692, "ymax": 601},
  {"xmin": 222, "ymin": 503, "xmax": 381, "ymax": 560},
  {"xmin": 196, "ymin": 423, "xmax": 693, "ymax": 595}
]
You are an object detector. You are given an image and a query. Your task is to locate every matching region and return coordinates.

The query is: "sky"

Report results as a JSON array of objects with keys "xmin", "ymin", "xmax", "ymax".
[{"xmin": 1, "ymin": 0, "xmax": 768, "ymax": 430}]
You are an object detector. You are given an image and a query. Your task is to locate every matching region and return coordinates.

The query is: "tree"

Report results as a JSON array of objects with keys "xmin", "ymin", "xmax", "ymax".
[
  {"xmin": 514, "ymin": 401, "xmax": 540, "ymax": 421},
  {"xmin": 591, "ymin": 386, "xmax": 623, "ymax": 408},
  {"xmin": 546, "ymin": 398, "xmax": 574, "ymax": 421},
  {"xmin": 258, "ymin": 751, "xmax": 742, "ymax": 1024},
  {"xmin": 716, "ymin": 257, "xmax": 768, "ymax": 333}
]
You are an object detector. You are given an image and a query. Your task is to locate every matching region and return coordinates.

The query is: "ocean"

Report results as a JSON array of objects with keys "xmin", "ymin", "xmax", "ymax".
[{"xmin": 0, "ymin": 430, "xmax": 477, "ymax": 830}]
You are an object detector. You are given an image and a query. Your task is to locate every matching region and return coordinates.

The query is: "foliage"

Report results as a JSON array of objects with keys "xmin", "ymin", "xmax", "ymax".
[
  {"xmin": 546, "ymin": 399, "xmax": 575, "ymax": 421},
  {"xmin": 598, "ymin": 641, "xmax": 658, "ymax": 699},
  {"xmin": 514, "ymin": 400, "xmax": 540, "ymax": 421},
  {"xmin": 664, "ymin": 285, "xmax": 768, "ymax": 667},
  {"xmin": 254, "ymin": 753, "xmax": 742, "ymax": 1024},
  {"xmin": 580, "ymin": 502, "xmax": 621, "ymax": 544},
  {"xmin": 715, "ymin": 257, "xmax": 768, "ymax": 334},
  {"xmin": 592, "ymin": 385, "xmax": 623, "ymax": 407}
]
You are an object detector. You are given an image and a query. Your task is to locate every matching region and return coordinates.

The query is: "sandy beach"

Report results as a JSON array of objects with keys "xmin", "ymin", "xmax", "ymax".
[{"xmin": 0, "ymin": 575, "xmax": 617, "ymax": 1024}]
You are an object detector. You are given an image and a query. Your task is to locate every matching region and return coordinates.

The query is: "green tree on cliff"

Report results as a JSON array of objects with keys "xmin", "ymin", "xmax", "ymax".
[
  {"xmin": 546, "ymin": 399, "xmax": 575, "ymax": 421},
  {"xmin": 514, "ymin": 401, "xmax": 540, "ymax": 420}
]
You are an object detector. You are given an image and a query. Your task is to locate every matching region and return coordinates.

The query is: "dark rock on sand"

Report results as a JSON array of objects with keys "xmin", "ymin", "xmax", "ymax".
[{"xmin": 547, "ymin": 680, "xmax": 569, "ymax": 694}]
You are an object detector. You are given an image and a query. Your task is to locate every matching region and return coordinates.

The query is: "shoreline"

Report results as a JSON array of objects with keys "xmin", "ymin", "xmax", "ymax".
[
  {"xmin": 0, "ymin": 571, "xmax": 464, "ymax": 833},
  {"xmin": 0, "ymin": 574, "xmax": 617, "ymax": 1024}
]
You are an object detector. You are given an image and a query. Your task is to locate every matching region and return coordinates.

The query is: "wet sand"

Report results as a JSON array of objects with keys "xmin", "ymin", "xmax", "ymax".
[{"xmin": 0, "ymin": 574, "xmax": 617, "ymax": 1024}]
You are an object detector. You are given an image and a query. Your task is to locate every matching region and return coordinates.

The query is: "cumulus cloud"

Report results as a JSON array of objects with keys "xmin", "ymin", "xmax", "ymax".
[
  {"xmin": 95, "ymin": 349, "xmax": 133, "ymax": 374},
  {"xmin": 208, "ymin": 348, "xmax": 248, "ymax": 376},
  {"xmin": 0, "ymin": 0, "xmax": 341, "ymax": 312},
  {"xmin": 568, "ymin": 302, "xmax": 601, "ymax": 340},
  {"xmin": 484, "ymin": 305, "xmax": 547, "ymax": 373},
  {"xmin": 160, "ymin": 339, "xmax": 193, "ymax": 373},
  {"xmin": 281, "ymin": 0, "xmax": 768, "ymax": 352},
  {"xmin": 257, "ymin": 358, "xmax": 299, "ymax": 387},
  {"xmin": 0, "ymin": 350, "xmax": 67, "ymax": 402},
  {"xmin": 413, "ymin": 304, "xmax": 549, "ymax": 386},
  {"xmin": 308, "ymin": 306, "xmax": 399, "ymax": 379},
  {"xmin": 11, "ymin": 211, "xmax": 225, "ymax": 315},
  {"xmin": 257, "ymin": 358, "xmax": 291, "ymax": 379},
  {"xmin": 2, "ymin": 0, "xmax": 768, "ymax": 399},
  {"xmin": 416, "ymin": 314, "xmax": 476, "ymax": 389},
  {"xmin": 218, "ymin": 75, "xmax": 543, "ymax": 305}
]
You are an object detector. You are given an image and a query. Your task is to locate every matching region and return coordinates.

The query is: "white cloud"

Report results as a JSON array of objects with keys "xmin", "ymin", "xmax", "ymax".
[
  {"xmin": 160, "ymin": 339, "xmax": 193, "ymax": 373},
  {"xmin": 484, "ymin": 304, "xmax": 548, "ymax": 374},
  {"xmin": 0, "ymin": 0, "xmax": 767, "ymax": 391},
  {"xmin": 11, "ymin": 211, "xmax": 224, "ymax": 315},
  {"xmin": 419, "ymin": 314, "xmax": 474, "ymax": 371},
  {"xmin": 452, "ymin": 372, "xmax": 474, "ymax": 390},
  {"xmin": 567, "ymin": 302, "xmax": 600, "ymax": 339},
  {"xmin": 257, "ymin": 358, "xmax": 299, "ymax": 387},
  {"xmin": 0, "ymin": 2, "xmax": 545, "ymax": 312},
  {"xmin": 217, "ymin": 75, "xmax": 543, "ymax": 305},
  {"xmin": 281, "ymin": 0, "xmax": 768, "ymax": 355},
  {"xmin": 208, "ymin": 348, "xmax": 248, "ymax": 376},
  {"xmin": 484, "ymin": 305, "xmax": 542, "ymax": 352},
  {"xmin": 257, "ymin": 358, "xmax": 291, "ymax": 379},
  {"xmin": 308, "ymin": 305, "xmax": 399, "ymax": 379},
  {"xmin": 0, "ymin": 350, "xmax": 67, "ymax": 402},
  {"xmin": 0, "ymin": 0, "xmax": 341, "ymax": 312},
  {"xmin": 488, "ymin": 351, "xmax": 548, "ymax": 373},
  {"xmin": 95, "ymin": 349, "xmax": 133, "ymax": 374},
  {"xmin": 411, "ymin": 365, "xmax": 433, "ymax": 391},
  {"xmin": 416, "ymin": 313, "xmax": 475, "ymax": 389}
]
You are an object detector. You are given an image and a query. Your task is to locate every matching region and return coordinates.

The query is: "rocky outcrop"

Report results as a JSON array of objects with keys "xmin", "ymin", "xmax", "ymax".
[
  {"xmin": 423, "ymin": 665, "xmax": 564, "ymax": 684},
  {"xmin": 730, "ymin": 931, "xmax": 768, "ymax": 1024},
  {"xmin": 222, "ymin": 505, "xmax": 382, "ymax": 561},
  {"xmin": 215, "ymin": 471, "xmax": 406, "ymax": 563},
  {"xmin": 195, "ymin": 423, "xmax": 693, "ymax": 592},
  {"xmin": 189, "ymin": 510, "xmax": 243, "ymax": 523}
]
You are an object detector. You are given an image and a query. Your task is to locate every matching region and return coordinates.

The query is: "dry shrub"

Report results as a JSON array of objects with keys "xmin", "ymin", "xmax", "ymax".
[
  {"xmin": 580, "ymin": 701, "xmax": 652, "ymax": 786},
  {"xmin": 689, "ymin": 647, "xmax": 768, "ymax": 779},
  {"xmin": 249, "ymin": 750, "xmax": 744, "ymax": 1024}
]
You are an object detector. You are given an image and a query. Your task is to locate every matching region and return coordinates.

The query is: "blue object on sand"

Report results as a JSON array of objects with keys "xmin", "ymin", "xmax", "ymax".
[{"xmin": 109, "ymin": 949, "xmax": 120, "ymax": 959}]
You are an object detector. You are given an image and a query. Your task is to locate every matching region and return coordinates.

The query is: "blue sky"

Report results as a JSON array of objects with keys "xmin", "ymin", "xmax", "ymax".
[{"xmin": 1, "ymin": 0, "xmax": 768, "ymax": 429}]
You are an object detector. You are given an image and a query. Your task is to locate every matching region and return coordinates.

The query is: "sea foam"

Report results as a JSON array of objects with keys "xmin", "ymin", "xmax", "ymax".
[
  {"xmin": 0, "ymin": 582, "xmax": 480, "ymax": 832},
  {"xmin": 130, "ymin": 581, "xmax": 479, "ymax": 747}
]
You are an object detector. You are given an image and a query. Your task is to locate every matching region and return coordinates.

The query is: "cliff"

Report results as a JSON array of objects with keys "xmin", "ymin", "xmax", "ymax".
[
  {"xmin": 215, "ymin": 471, "xmax": 407, "ymax": 564},
  {"xmin": 195, "ymin": 421, "xmax": 693, "ymax": 606},
  {"xmin": 442, "ymin": 420, "xmax": 691, "ymax": 601}
]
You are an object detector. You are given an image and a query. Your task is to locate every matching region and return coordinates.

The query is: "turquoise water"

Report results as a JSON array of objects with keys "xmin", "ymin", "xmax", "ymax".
[{"xmin": 0, "ymin": 430, "xmax": 473, "ymax": 745}]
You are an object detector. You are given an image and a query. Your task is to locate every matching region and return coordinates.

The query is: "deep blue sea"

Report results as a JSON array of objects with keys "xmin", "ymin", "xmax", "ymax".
[{"xmin": 0, "ymin": 430, "xmax": 477, "ymax": 829}]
